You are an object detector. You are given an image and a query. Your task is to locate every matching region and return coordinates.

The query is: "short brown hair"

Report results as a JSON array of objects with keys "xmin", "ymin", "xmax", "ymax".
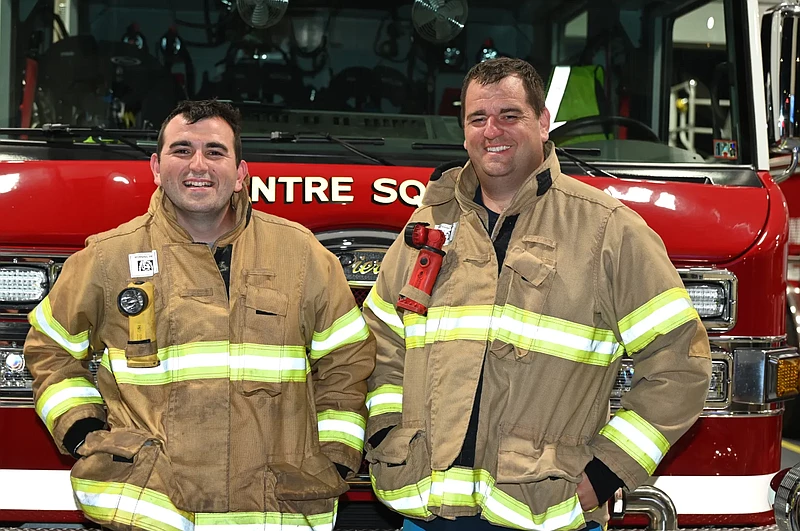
[
  {"xmin": 461, "ymin": 58, "xmax": 546, "ymax": 120},
  {"xmin": 156, "ymin": 100, "xmax": 243, "ymax": 164}
]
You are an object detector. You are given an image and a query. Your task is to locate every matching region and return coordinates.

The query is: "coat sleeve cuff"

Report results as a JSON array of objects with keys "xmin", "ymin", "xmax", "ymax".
[
  {"xmin": 335, "ymin": 463, "xmax": 350, "ymax": 480},
  {"xmin": 320, "ymin": 442, "xmax": 363, "ymax": 475},
  {"xmin": 366, "ymin": 412, "xmax": 402, "ymax": 442},
  {"xmin": 368, "ymin": 426, "xmax": 394, "ymax": 449},
  {"xmin": 584, "ymin": 457, "xmax": 625, "ymax": 504},
  {"xmin": 63, "ymin": 417, "xmax": 106, "ymax": 458}
]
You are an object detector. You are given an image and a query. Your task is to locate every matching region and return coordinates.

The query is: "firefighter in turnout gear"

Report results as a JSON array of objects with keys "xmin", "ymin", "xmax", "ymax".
[
  {"xmin": 362, "ymin": 58, "xmax": 711, "ymax": 531},
  {"xmin": 24, "ymin": 100, "xmax": 375, "ymax": 530}
]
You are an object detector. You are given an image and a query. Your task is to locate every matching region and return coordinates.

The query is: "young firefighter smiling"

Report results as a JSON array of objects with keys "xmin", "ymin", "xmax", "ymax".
[
  {"xmin": 25, "ymin": 99, "xmax": 375, "ymax": 530},
  {"xmin": 363, "ymin": 58, "xmax": 711, "ymax": 531}
]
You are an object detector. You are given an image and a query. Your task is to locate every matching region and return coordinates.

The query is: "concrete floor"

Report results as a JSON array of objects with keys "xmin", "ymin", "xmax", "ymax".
[{"xmin": 782, "ymin": 438, "xmax": 800, "ymax": 469}]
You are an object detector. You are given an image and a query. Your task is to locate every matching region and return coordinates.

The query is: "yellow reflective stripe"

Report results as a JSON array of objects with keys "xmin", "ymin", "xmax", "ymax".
[
  {"xmin": 403, "ymin": 312, "xmax": 428, "ymax": 349},
  {"xmin": 310, "ymin": 306, "xmax": 370, "ymax": 360},
  {"xmin": 599, "ymin": 409, "xmax": 670, "ymax": 475},
  {"xmin": 372, "ymin": 473, "xmax": 432, "ymax": 518},
  {"xmin": 366, "ymin": 384, "xmax": 403, "ymax": 417},
  {"xmin": 72, "ymin": 477, "xmax": 193, "ymax": 531},
  {"xmin": 403, "ymin": 304, "xmax": 621, "ymax": 367},
  {"xmin": 35, "ymin": 377, "xmax": 102, "ymax": 433},
  {"xmin": 492, "ymin": 305, "xmax": 622, "ymax": 367},
  {"xmin": 371, "ymin": 468, "xmax": 585, "ymax": 530},
  {"xmin": 404, "ymin": 306, "xmax": 494, "ymax": 349},
  {"xmin": 105, "ymin": 341, "xmax": 308, "ymax": 385},
  {"xmin": 28, "ymin": 296, "xmax": 90, "ymax": 359},
  {"xmin": 364, "ymin": 287, "xmax": 404, "ymax": 338},
  {"xmin": 196, "ymin": 500, "xmax": 337, "ymax": 529},
  {"xmin": 317, "ymin": 409, "xmax": 366, "ymax": 451},
  {"xmin": 618, "ymin": 288, "xmax": 699, "ymax": 353},
  {"xmin": 72, "ymin": 478, "xmax": 337, "ymax": 530}
]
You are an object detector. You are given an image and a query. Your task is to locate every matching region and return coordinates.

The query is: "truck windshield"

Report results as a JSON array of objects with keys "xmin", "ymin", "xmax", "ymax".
[{"xmin": 1, "ymin": 0, "xmax": 750, "ymax": 166}]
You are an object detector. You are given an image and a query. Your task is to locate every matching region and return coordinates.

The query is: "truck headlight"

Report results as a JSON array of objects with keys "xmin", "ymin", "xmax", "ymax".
[
  {"xmin": 0, "ymin": 266, "xmax": 47, "ymax": 303},
  {"xmin": 685, "ymin": 283, "xmax": 726, "ymax": 319},
  {"xmin": 707, "ymin": 359, "xmax": 730, "ymax": 402},
  {"xmin": 611, "ymin": 354, "xmax": 730, "ymax": 411},
  {"xmin": 679, "ymin": 269, "xmax": 737, "ymax": 331},
  {"xmin": 0, "ymin": 348, "xmax": 31, "ymax": 393},
  {"xmin": 0, "ymin": 348, "xmax": 102, "ymax": 403}
]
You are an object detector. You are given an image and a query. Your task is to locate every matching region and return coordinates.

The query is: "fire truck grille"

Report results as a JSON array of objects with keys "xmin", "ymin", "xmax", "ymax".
[
  {"xmin": 791, "ymin": 217, "xmax": 800, "ymax": 246},
  {"xmin": 351, "ymin": 286, "xmax": 370, "ymax": 307}
]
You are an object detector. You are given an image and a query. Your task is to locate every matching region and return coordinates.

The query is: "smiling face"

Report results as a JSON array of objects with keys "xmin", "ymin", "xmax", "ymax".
[
  {"xmin": 150, "ymin": 115, "xmax": 247, "ymax": 228},
  {"xmin": 462, "ymin": 75, "xmax": 550, "ymax": 188}
]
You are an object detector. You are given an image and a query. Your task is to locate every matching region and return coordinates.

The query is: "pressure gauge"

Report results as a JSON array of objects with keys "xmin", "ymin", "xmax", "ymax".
[{"xmin": 118, "ymin": 287, "xmax": 148, "ymax": 316}]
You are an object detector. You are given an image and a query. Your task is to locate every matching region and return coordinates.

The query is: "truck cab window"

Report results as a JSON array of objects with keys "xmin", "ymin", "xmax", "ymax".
[
  {"xmin": 1, "ymin": 0, "xmax": 751, "ymax": 166},
  {"xmin": 669, "ymin": 1, "xmax": 741, "ymax": 162}
]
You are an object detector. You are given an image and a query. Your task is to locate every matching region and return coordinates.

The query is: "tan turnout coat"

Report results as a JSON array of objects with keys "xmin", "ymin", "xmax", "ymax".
[
  {"xmin": 25, "ymin": 188, "xmax": 375, "ymax": 530},
  {"xmin": 363, "ymin": 145, "xmax": 711, "ymax": 529}
]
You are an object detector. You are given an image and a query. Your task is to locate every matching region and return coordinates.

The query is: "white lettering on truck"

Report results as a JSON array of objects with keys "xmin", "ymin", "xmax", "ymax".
[
  {"xmin": 250, "ymin": 176, "xmax": 425, "ymax": 206},
  {"xmin": 371, "ymin": 178, "xmax": 425, "ymax": 207}
]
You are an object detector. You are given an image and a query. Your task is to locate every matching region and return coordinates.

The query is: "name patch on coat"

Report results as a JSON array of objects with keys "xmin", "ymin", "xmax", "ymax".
[
  {"xmin": 435, "ymin": 222, "xmax": 458, "ymax": 245},
  {"xmin": 129, "ymin": 251, "xmax": 159, "ymax": 278}
]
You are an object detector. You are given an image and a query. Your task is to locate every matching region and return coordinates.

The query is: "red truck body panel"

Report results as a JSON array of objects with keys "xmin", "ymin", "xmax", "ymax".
[
  {"xmin": 0, "ymin": 162, "xmax": 787, "ymax": 524},
  {"xmin": 1, "ymin": 161, "xmax": 767, "ymax": 261}
]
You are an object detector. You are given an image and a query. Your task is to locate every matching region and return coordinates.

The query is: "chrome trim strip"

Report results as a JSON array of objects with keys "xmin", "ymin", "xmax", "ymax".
[
  {"xmin": 314, "ymin": 229, "xmax": 398, "ymax": 250},
  {"xmin": 0, "ymin": 251, "xmax": 71, "ymax": 259},
  {"xmin": 712, "ymin": 336, "xmax": 786, "ymax": 344},
  {"xmin": 0, "ymin": 398, "xmax": 35, "ymax": 408},
  {"xmin": 678, "ymin": 268, "xmax": 738, "ymax": 332},
  {"xmin": 700, "ymin": 406, "xmax": 783, "ymax": 417}
]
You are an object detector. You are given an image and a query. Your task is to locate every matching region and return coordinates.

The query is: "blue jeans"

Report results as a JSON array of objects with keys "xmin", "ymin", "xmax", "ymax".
[{"xmin": 403, "ymin": 516, "xmax": 603, "ymax": 531}]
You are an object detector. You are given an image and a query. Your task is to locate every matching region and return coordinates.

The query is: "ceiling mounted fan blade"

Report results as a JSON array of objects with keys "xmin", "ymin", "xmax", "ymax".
[
  {"xmin": 413, "ymin": 2, "xmax": 440, "ymax": 27},
  {"xmin": 437, "ymin": 1, "xmax": 466, "ymax": 20},
  {"xmin": 251, "ymin": 3, "xmax": 270, "ymax": 27},
  {"xmin": 434, "ymin": 18, "xmax": 454, "ymax": 41}
]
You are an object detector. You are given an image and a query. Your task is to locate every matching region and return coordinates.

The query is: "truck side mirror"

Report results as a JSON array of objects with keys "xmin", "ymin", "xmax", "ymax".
[{"xmin": 763, "ymin": 2, "xmax": 800, "ymax": 182}]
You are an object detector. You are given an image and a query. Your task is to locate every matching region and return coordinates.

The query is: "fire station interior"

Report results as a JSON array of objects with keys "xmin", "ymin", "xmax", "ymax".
[
  {"xmin": 2, "ymin": 0, "xmax": 750, "ymax": 166},
  {"xmin": 6, "ymin": 0, "xmax": 800, "ymax": 528}
]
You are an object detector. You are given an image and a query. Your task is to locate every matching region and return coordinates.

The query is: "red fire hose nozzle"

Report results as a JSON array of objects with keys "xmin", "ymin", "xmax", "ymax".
[{"xmin": 397, "ymin": 223, "xmax": 446, "ymax": 315}]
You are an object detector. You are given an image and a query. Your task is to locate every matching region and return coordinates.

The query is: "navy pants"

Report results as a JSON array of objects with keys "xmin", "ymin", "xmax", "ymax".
[{"xmin": 403, "ymin": 516, "xmax": 603, "ymax": 531}]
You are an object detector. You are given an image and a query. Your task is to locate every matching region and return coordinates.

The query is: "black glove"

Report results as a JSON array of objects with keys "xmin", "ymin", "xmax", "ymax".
[
  {"xmin": 584, "ymin": 457, "xmax": 625, "ymax": 505},
  {"xmin": 368, "ymin": 426, "xmax": 394, "ymax": 449},
  {"xmin": 335, "ymin": 463, "xmax": 350, "ymax": 480},
  {"xmin": 63, "ymin": 418, "xmax": 106, "ymax": 459}
]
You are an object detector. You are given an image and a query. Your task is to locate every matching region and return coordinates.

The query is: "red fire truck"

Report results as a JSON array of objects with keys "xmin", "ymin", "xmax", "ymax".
[{"xmin": 1, "ymin": 0, "xmax": 799, "ymax": 529}]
